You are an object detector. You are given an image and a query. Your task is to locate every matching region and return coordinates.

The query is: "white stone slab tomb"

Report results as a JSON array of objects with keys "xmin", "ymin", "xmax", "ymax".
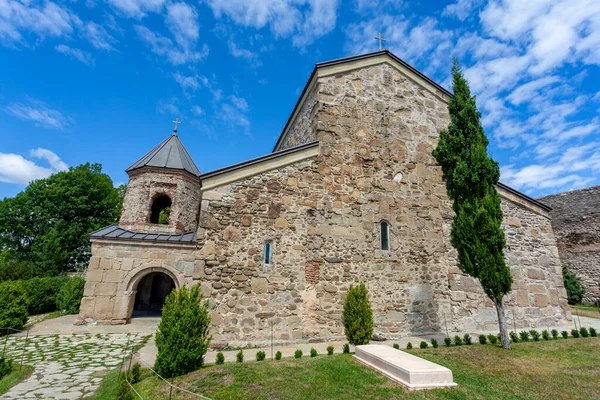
[{"xmin": 353, "ymin": 344, "xmax": 457, "ymax": 390}]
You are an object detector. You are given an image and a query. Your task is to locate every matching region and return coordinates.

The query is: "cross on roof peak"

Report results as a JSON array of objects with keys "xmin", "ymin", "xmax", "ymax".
[
  {"xmin": 374, "ymin": 32, "xmax": 386, "ymax": 50},
  {"xmin": 172, "ymin": 118, "xmax": 181, "ymax": 134}
]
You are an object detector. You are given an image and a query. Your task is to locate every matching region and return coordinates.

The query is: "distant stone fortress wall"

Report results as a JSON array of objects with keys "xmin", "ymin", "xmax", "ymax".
[
  {"xmin": 539, "ymin": 186, "xmax": 600, "ymax": 304},
  {"xmin": 79, "ymin": 56, "xmax": 571, "ymax": 347}
]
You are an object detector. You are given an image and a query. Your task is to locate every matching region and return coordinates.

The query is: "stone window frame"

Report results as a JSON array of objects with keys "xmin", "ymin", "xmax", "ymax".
[
  {"xmin": 379, "ymin": 220, "xmax": 391, "ymax": 251},
  {"xmin": 148, "ymin": 192, "xmax": 174, "ymax": 225}
]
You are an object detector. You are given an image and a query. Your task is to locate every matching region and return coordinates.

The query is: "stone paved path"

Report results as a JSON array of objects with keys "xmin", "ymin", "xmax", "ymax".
[{"xmin": 1, "ymin": 333, "xmax": 148, "ymax": 399}]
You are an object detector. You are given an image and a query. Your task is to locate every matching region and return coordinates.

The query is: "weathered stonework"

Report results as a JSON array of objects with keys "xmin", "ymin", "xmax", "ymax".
[
  {"xmin": 79, "ymin": 52, "xmax": 571, "ymax": 346},
  {"xmin": 539, "ymin": 186, "xmax": 600, "ymax": 303}
]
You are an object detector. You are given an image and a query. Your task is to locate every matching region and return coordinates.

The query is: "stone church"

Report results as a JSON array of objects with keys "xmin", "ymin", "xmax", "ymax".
[{"xmin": 79, "ymin": 50, "xmax": 571, "ymax": 346}]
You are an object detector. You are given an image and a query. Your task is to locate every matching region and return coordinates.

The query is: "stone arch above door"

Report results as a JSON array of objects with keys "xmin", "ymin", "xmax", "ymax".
[{"xmin": 122, "ymin": 263, "xmax": 183, "ymax": 294}]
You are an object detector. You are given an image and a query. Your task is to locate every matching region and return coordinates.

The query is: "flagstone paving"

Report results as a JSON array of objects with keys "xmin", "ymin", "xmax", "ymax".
[{"xmin": 1, "ymin": 333, "xmax": 149, "ymax": 399}]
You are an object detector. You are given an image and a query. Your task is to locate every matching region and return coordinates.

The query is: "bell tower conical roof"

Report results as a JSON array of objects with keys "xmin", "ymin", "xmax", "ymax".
[{"xmin": 126, "ymin": 132, "xmax": 201, "ymax": 176}]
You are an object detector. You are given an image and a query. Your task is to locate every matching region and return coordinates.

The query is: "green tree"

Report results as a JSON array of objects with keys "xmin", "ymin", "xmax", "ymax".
[
  {"xmin": 432, "ymin": 60, "xmax": 513, "ymax": 349},
  {"xmin": 562, "ymin": 266, "xmax": 585, "ymax": 304},
  {"xmin": 0, "ymin": 163, "xmax": 124, "ymax": 276},
  {"xmin": 56, "ymin": 277, "xmax": 86, "ymax": 314},
  {"xmin": 154, "ymin": 284, "xmax": 212, "ymax": 377},
  {"xmin": 342, "ymin": 283, "xmax": 374, "ymax": 345}
]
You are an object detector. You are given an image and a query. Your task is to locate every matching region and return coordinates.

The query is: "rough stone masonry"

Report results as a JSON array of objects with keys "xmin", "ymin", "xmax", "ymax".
[
  {"xmin": 78, "ymin": 51, "xmax": 572, "ymax": 347},
  {"xmin": 539, "ymin": 186, "xmax": 600, "ymax": 304}
]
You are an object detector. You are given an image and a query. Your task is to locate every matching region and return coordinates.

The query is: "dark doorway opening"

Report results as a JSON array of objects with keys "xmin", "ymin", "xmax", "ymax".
[{"xmin": 133, "ymin": 272, "xmax": 175, "ymax": 317}]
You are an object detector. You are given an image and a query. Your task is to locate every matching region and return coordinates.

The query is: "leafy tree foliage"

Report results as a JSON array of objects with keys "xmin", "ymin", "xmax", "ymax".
[
  {"xmin": 562, "ymin": 266, "xmax": 585, "ymax": 304},
  {"xmin": 22, "ymin": 277, "xmax": 65, "ymax": 315},
  {"xmin": 0, "ymin": 163, "xmax": 124, "ymax": 276},
  {"xmin": 0, "ymin": 281, "xmax": 29, "ymax": 332},
  {"xmin": 432, "ymin": 60, "xmax": 513, "ymax": 349},
  {"xmin": 154, "ymin": 284, "xmax": 212, "ymax": 377},
  {"xmin": 342, "ymin": 282, "xmax": 374, "ymax": 345},
  {"xmin": 56, "ymin": 277, "xmax": 85, "ymax": 314},
  {"xmin": 158, "ymin": 206, "xmax": 171, "ymax": 225}
]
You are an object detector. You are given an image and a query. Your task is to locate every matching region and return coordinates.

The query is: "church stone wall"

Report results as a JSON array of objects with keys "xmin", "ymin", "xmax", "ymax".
[
  {"xmin": 119, "ymin": 167, "xmax": 201, "ymax": 233},
  {"xmin": 539, "ymin": 186, "xmax": 600, "ymax": 303},
  {"xmin": 277, "ymin": 84, "xmax": 319, "ymax": 150}
]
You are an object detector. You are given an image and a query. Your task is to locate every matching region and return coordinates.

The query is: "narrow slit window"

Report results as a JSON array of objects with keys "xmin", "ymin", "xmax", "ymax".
[
  {"xmin": 380, "ymin": 221, "xmax": 389, "ymax": 251},
  {"xmin": 264, "ymin": 242, "xmax": 272, "ymax": 264}
]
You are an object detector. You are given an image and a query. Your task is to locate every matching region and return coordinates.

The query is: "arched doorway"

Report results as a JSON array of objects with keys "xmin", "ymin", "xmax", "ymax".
[{"xmin": 133, "ymin": 272, "xmax": 176, "ymax": 317}]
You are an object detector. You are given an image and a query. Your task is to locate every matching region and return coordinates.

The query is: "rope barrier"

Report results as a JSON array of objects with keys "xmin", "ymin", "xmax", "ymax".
[{"xmin": 137, "ymin": 358, "xmax": 213, "ymax": 400}]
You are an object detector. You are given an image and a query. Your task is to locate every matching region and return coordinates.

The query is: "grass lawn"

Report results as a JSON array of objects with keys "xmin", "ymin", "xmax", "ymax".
[
  {"xmin": 571, "ymin": 304, "xmax": 600, "ymax": 319},
  {"xmin": 120, "ymin": 338, "xmax": 600, "ymax": 400},
  {"xmin": 0, "ymin": 365, "xmax": 34, "ymax": 395}
]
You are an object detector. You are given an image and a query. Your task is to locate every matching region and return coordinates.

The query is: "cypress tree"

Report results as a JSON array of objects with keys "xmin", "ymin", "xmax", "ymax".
[
  {"xmin": 342, "ymin": 283, "xmax": 374, "ymax": 345},
  {"xmin": 433, "ymin": 60, "xmax": 513, "ymax": 349}
]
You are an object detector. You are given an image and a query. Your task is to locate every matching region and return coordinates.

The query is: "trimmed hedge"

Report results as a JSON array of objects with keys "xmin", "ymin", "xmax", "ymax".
[
  {"xmin": 56, "ymin": 277, "xmax": 85, "ymax": 315},
  {"xmin": 0, "ymin": 281, "xmax": 29, "ymax": 333}
]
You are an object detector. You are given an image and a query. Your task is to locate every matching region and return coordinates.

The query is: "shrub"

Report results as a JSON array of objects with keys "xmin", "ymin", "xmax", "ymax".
[
  {"xmin": 55, "ymin": 277, "xmax": 85, "ymax": 314},
  {"xmin": 561, "ymin": 331, "xmax": 569, "ymax": 339},
  {"xmin": 327, "ymin": 345, "xmax": 334, "ymax": 355},
  {"xmin": 488, "ymin": 334, "xmax": 498, "ymax": 345},
  {"xmin": 117, "ymin": 373, "xmax": 135, "ymax": 400},
  {"xmin": 579, "ymin": 327, "xmax": 589, "ymax": 338},
  {"xmin": 0, "ymin": 280, "xmax": 29, "ymax": 333},
  {"xmin": 154, "ymin": 284, "xmax": 212, "ymax": 377},
  {"xmin": 294, "ymin": 350, "xmax": 303, "ymax": 359},
  {"xmin": 431, "ymin": 338, "xmax": 438, "ymax": 348},
  {"xmin": 454, "ymin": 335, "xmax": 463, "ymax": 346},
  {"xmin": 236, "ymin": 350, "xmax": 244, "ymax": 363},
  {"xmin": 479, "ymin": 335, "xmax": 487, "ymax": 345},
  {"xmin": 275, "ymin": 351, "xmax": 282, "ymax": 360},
  {"xmin": 393, "ymin": 343, "xmax": 399, "ymax": 349},
  {"xmin": 129, "ymin": 362, "xmax": 141, "ymax": 384},
  {"xmin": 463, "ymin": 334, "xmax": 472, "ymax": 345},
  {"xmin": 551, "ymin": 329, "xmax": 559, "ymax": 339},
  {"xmin": 342, "ymin": 283, "xmax": 374, "ymax": 346},
  {"xmin": 0, "ymin": 355, "xmax": 13, "ymax": 379},
  {"xmin": 509, "ymin": 331, "xmax": 519, "ymax": 343},
  {"xmin": 256, "ymin": 351, "xmax": 266, "ymax": 361},
  {"xmin": 216, "ymin": 352, "xmax": 225, "ymax": 365},
  {"xmin": 444, "ymin": 337, "xmax": 452, "ymax": 347},
  {"xmin": 519, "ymin": 331, "xmax": 529, "ymax": 342},
  {"xmin": 571, "ymin": 329, "xmax": 580, "ymax": 338},
  {"xmin": 310, "ymin": 348, "xmax": 317, "ymax": 358},
  {"xmin": 406, "ymin": 342, "xmax": 413, "ymax": 350},
  {"xmin": 342, "ymin": 343, "xmax": 350, "ymax": 354},
  {"xmin": 562, "ymin": 266, "xmax": 585, "ymax": 304},
  {"xmin": 542, "ymin": 330, "xmax": 550, "ymax": 341},
  {"xmin": 420, "ymin": 341, "xmax": 428, "ymax": 349},
  {"xmin": 590, "ymin": 327, "xmax": 597, "ymax": 337},
  {"xmin": 0, "ymin": 260, "xmax": 39, "ymax": 282},
  {"xmin": 529, "ymin": 330, "xmax": 540, "ymax": 341},
  {"xmin": 22, "ymin": 277, "xmax": 64, "ymax": 315}
]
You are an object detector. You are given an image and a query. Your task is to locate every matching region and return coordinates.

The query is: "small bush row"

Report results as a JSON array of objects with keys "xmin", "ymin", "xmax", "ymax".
[{"xmin": 219, "ymin": 344, "xmax": 346, "ymax": 364}]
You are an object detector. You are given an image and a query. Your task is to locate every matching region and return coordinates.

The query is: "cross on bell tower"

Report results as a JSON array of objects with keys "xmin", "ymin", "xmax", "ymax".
[{"xmin": 172, "ymin": 118, "xmax": 181, "ymax": 134}]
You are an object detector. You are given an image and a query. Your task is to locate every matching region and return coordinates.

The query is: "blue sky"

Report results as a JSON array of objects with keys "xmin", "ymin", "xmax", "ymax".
[{"xmin": 1, "ymin": 0, "xmax": 599, "ymax": 199}]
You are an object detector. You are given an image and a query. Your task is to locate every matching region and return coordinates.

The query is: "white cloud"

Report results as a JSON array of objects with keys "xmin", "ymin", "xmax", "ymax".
[
  {"xmin": 0, "ymin": 148, "xmax": 67, "ymax": 185},
  {"xmin": 219, "ymin": 103, "xmax": 250, "ymax": 130},
  {"xmin": 506, "ymin": 76, "xmax": 560, "ymax": 106},
  {"xmin": 105, "ymin": 0, "xmax": 165, "ymax": 18},
  {"xmin": 173, "ymin": 72, "xmax": 203, "ymax": 91},
  {"xmin": 165, "ymin": 2, "xmax": 199, "ymax": 47},
  {"xmin": 134, "ymin": 25, "xmax": 208, "ymax": 65},
  {"xmin": 0, "ymin": 0, "xmax": 81, "ymax": 44},
  {"xmin": 4, "ymin": 99, "xmax": 71, "ymax": 130},
  {"xmin": 82, "ymin": 21, "xmax": 116, "ymax": 51},
  {"xmin": 442, "ymin": 0, "xmax": 481, "ymax": 21},
  {"xmin": 157, "ymin": 98, "xmax": 179, "ymax": 115},
  {"xmin": 207, "ymin": 0, "xmax": 339, "ymax": 47},
  {"xmin": 229, "ymin": 95, "xmax": 248, "ymax": 112},
  {"xmin": 191, "ymin": 105, "xmax": 204, "ymax": 116},
  {"xmin": 55, "ymin": 44, "xmax": 95, "ymax": 65}
]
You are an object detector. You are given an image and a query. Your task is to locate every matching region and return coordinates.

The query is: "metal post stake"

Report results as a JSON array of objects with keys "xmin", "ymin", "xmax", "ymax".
[{"xmin": 19, "ymin": 330, "xmax": 29, "ymax": 368}]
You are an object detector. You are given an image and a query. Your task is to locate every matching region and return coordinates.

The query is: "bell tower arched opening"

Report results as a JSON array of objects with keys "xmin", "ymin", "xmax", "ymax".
[{"xmin": 149, "ymin": 195, "xmax": 172, "ymax": 224}]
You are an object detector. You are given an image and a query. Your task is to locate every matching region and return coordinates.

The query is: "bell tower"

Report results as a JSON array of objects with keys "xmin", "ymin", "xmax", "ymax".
[{"xmin": 119, "ymin": 126, "xmax": 201, "ymax": 234}]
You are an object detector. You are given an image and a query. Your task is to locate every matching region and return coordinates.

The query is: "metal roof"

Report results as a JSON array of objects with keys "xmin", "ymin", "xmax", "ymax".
[
  {"xmin": 89, "ymin": 224, "xmax": 197, "ymax": 244},
  {"xmin": 126, "ymin": 133, "xmax": 201, "ymax": 176}
]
